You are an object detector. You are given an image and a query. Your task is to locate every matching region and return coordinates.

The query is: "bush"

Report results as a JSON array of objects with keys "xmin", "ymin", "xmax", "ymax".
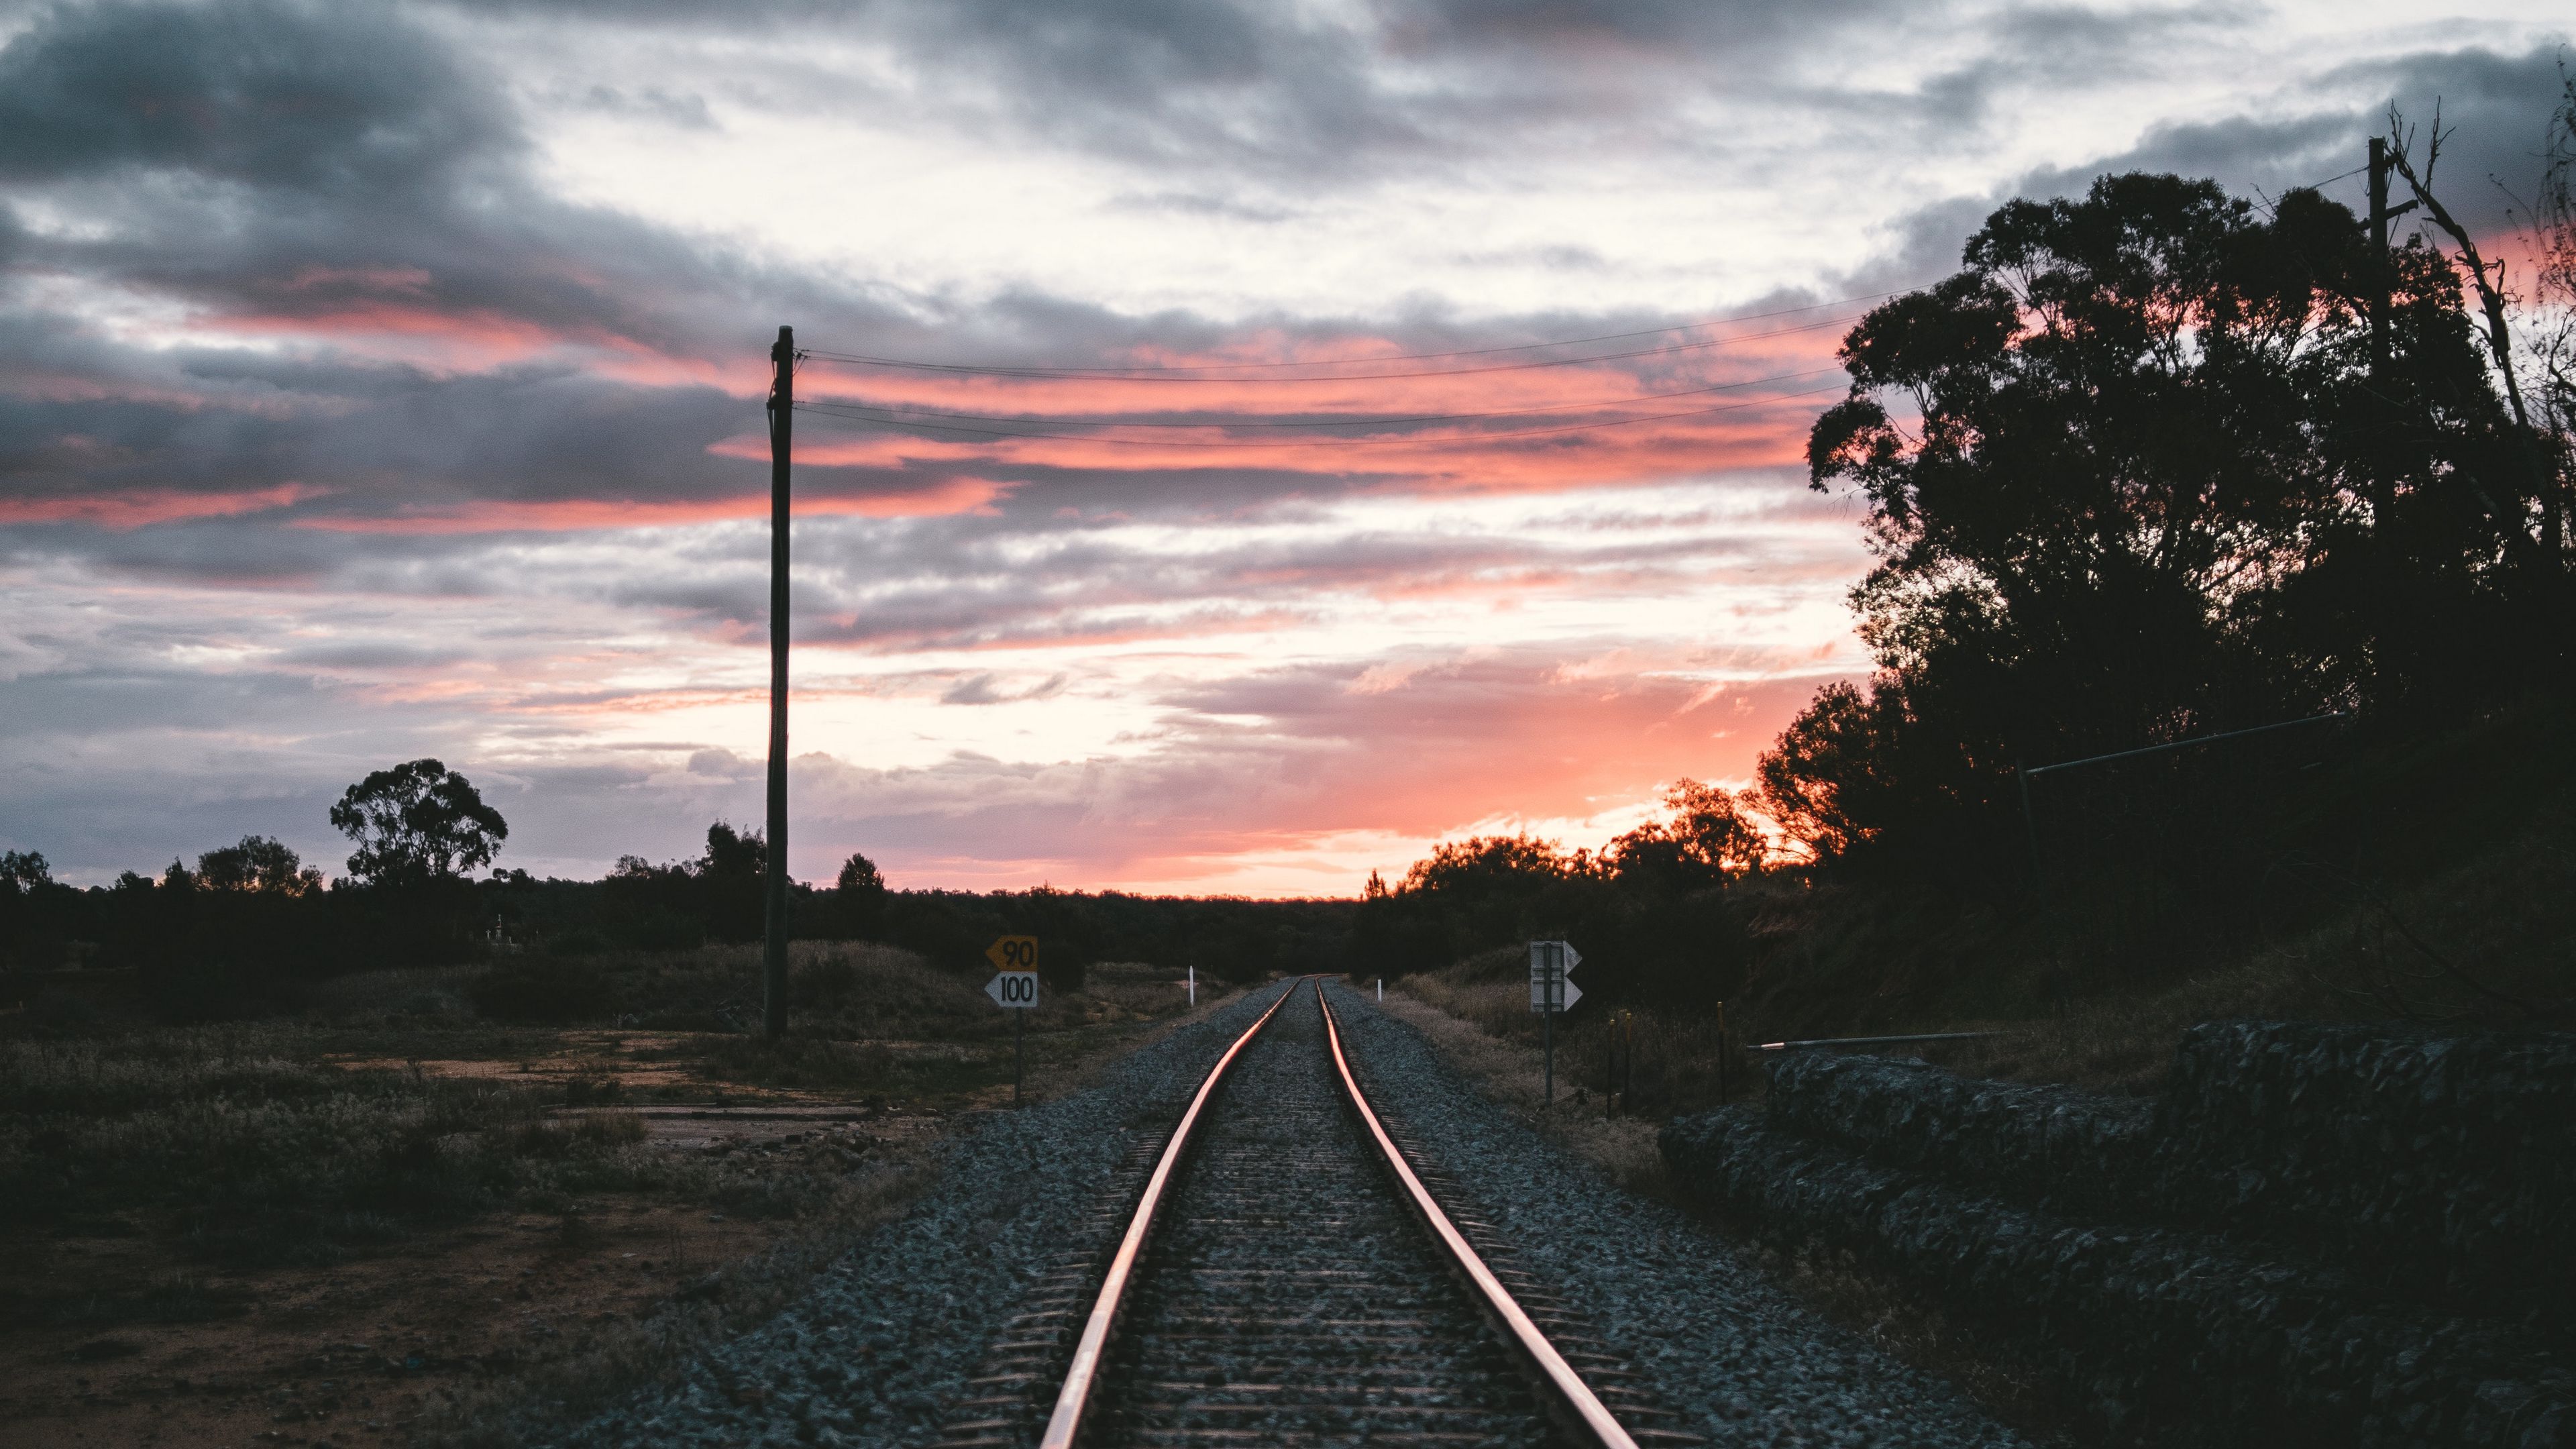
[{"xmin": 468, "ymin": 959, "xmax": 616, "ymax": 1024}]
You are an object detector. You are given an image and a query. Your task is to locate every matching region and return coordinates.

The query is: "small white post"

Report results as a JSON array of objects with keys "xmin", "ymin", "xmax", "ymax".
[
  {"xmin": 1377, "ymin": 977, "xmax": 1383, "ymax": 1003},
  {"xmin": 1187, "ymin": 965, "xmax": 1195, "ymax": 1006}
]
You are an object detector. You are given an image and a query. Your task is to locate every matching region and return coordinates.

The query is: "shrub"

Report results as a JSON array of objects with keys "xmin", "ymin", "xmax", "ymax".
[{"xmin": 468, "ymin": 959, "xmax": 616, "ymax": 1024}]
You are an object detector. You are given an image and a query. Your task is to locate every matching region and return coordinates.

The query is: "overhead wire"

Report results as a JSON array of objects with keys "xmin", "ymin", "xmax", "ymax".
[
  {"xmin": 789, "ymin": 382, "xmax": 1852, "ymax": 450},
  {"xmin": 795, "ymin": 365, "xmax": 1849, "ymax": 432},
  {"xmin": 796, "ymin": 302, "xmax": 1890, "ymax": 383}
]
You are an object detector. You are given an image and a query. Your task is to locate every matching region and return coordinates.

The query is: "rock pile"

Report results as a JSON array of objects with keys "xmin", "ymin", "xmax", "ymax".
[{"xmin": 1662, "ymin": 1021, "xmax": 2576, "ymax": 1448}]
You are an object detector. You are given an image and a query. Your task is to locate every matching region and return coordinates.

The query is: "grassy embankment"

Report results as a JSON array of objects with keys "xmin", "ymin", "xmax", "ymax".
[
  {"xmin": 1381, "ymin": 698, "xmax": 2575, "ymax": 1444},
  {"xmin": 0, "ymin": 942, "xmax": 1224, "ymax": 1448},
  {"xmin": 1398, "ymin": 696, "xmax": 2576, "ymax": 1113}
]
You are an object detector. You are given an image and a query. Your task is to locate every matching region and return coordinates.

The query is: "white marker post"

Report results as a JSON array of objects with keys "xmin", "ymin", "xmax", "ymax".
[
  {"xmin": 1529, "ymin": 940, "xmax": 1583, "ymax": 1108},
  {"xmin": 1187, "ymin": 965, "xmax": 1195, "ymax": 1006},
  {"xmin": 985, "ymin": 935, "xmax": 1040, "ymax": 1106},
  {"xmin": 1377, "ymin": 977, "xmax": 1383, "ymax": 1003}
]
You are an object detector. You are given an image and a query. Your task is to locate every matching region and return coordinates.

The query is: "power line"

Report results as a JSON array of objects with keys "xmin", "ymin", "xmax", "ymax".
[
  {"xmin": 798, "ymin": 309, "xmax": 1883, "ymax": 384},
  {"xmin": 798, "ymin": 366, "xmax": 1847, "ymax": 432},
  {"xmin": 2297, "ymin": 164, "xmax": 2369, "ymax": 191},
  {"xmin": 789, "ymin": 382, "xmax": 1850, "ymax": 450}
]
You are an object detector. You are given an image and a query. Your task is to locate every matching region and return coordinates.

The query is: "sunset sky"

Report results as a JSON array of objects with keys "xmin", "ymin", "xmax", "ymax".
[{"xmin": 2, "ymin": 0, "xmax": 2568, "ymax": 892}]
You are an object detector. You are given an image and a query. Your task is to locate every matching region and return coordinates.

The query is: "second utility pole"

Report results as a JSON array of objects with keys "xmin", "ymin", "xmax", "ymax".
[
  {"xmin": 763, "ymin": 325, "xmax": 794, "ymax": 1040},
  {"xmin": 2369, "ymin": 138, "xmax": 2390, "ymax": 378}
]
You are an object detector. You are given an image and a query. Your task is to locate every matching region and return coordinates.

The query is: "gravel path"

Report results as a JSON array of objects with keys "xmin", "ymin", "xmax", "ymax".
[
  {"xmin": 1320, "ymin": 979, "xmax": 2027, "ymax": 1449},
  {"xmin": 550, "ymin": 982, "xmax": 1297, "ymax": 1449}
]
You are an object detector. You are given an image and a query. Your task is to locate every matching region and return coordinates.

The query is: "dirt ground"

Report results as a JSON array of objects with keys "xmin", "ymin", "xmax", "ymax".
[
  {"xmin": 2, "ymin": 1196, "xmax": 790, "ymax": 1448},
  {"xmin": 0, "ymin": 1075, "xmax": 953, "ymax": 1449},
  {"xmin": 1, "ymin": 962, "xmax": 1242, "ymax": 1449}
]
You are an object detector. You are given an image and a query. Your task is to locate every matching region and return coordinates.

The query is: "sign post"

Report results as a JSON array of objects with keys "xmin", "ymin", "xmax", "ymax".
[
  {"xmin": 985, "ymin": 936, "xmax": 1040, "ymax": 1106},
  {"xmin": 1529, "ymin": 940, "xmax": 1582, "ymax": 1108}
]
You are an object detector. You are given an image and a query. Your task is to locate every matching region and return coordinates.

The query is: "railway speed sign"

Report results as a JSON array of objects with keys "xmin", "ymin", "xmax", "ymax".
[
  {"xmin": 1529, "ymin": 940, "xmax": 1582, "ymax": 1014},
  {"xmin": 986, "ymin": 935, "xmax": 1040, "ymax": 1010}
]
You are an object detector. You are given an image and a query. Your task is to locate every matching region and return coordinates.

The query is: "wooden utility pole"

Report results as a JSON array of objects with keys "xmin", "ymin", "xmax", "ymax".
[
  {"xmin": 763, "ymin": 326, "xmax": 793, "ymax": 1040},
  {"xmin": 2368, "ymin": 138, "xmax": 2390, "ymax": 378},
  {"xmin": 2366, "ymin": 137, "xmax": 2420, "ymax": 380},
  {"xmin": 2364, "ymin": 139, "xmax": 2415, "ymax": 521}
]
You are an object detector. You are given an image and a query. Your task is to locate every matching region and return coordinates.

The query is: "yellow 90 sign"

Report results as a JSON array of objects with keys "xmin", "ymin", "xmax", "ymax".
[{"xmin": 987, "ymin": 935, "xmax": 1038, "ymax": 972}]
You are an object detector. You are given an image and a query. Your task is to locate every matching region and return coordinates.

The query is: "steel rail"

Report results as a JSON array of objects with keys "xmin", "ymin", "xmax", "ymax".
[
  {"xmin": 1316, "ymin": 984, "xmax": 1642, "ymax": 1449},
  {"xmin": 1034, "ymin": 981, "xmax": 1297, "ymax": 1449}
]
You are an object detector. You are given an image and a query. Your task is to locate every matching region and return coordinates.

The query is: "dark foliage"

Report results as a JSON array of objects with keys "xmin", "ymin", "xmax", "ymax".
[
  {"xmin": 329, "ymin": 757, "xmax": 508, "ymax": 887},
  {"xmin": 1349, "ymin": 781, "xmax": 1768, "ymax": 1008},
  {"xmin": 3, "ymin": 800, "xmax": 1353, "ymax": 1018},
  {"xmin": 468, "ymin": 956, "xmax": 616, "ymax": 1024},
  {"xmin": 1762, "ymin": 170, "xmax": 2571, "ymax": 888}
]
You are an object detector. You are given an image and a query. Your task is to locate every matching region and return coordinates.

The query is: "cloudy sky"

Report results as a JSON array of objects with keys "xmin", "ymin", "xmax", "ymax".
[{"xmin": 1, "ymin": 0, "xmax": 2567, "ymax": 892}]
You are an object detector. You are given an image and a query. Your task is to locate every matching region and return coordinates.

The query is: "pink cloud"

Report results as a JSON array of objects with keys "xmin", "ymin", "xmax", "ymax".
[
  {"xmin": 287, "ymin": 476, "xmax": 1010, "ymax": 535},
  {"xmin": 0, "ymin": 483, "xmax": 323, "ymax": 529},
  {"xmin": 787, "ymin": 652, "xmax": 1851, "ymax": 891}
]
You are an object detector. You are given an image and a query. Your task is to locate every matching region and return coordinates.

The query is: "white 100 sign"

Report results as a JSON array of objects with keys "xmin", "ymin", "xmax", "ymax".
[{"xmin": 987, "ymin": 971, "xmax": 1040, "ymax": 1009}]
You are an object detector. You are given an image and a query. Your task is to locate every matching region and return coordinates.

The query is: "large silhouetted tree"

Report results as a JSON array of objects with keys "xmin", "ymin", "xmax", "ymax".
[
  {"xmin": 1761, "ymin": 170, "xmax": 2553, "ymax": 871},
  {"xmin": 329, "ymin": 759, "xmax": 508, "ymax": 887}
]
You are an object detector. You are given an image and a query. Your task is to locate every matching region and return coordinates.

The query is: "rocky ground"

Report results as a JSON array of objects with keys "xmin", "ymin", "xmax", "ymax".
[
  {"xmin": 550, "ymin": 978, "xmax": 2025, "ymax": 1448},
  {"xmin": 1323, "ymin": 979, "xmax": 2023, "ymax": 1448}
]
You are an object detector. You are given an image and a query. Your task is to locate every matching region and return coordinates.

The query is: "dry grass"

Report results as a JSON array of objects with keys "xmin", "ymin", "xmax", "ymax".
[
  {"xmin": 420, "ymin": 966, "xmax": 1240, "ymax": 1445},
  {"xmin": 1371, "ymin": 989, "xmax": 1670, "ymax": 1199},
  {"xmin": 1398, "ymin": 949, "xmax": 1753, "ymax": 1117},
  {"xmin": 6, "ymin": 964, "xmax": 1195, "ymax": 1314},
  {"xmin": 414, "ymin": 1157, "xmax": 938, "ymax": 1449},
  {"xmin": 1904, "ymin": 821, "xmax": 2576, "ymax": 1093}
]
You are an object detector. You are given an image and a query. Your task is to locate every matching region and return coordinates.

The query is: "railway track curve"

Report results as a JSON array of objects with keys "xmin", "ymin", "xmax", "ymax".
[{"xmin": 936, "ymin": 978, "xmax": 1700, "ymax": 1448}]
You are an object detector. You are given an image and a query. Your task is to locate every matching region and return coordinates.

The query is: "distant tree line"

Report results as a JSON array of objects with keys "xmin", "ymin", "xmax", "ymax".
[
  {"xmin": 0, "ymin": 755, "xmax": 1349, "ymax": 1020},
  {"xmin": 1349, "ymin": 781, "xmax": 1769, "ymax": 1005}
]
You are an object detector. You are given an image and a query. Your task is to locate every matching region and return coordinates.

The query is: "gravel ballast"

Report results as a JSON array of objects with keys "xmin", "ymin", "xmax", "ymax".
[
  {"xmin": 1318, "ymin": 980, "xmax": 2025, "ymax": 1448},
  {"xmin": 549, "ymin": 981, "xmax": 1296, "ymax": 1449},
  {"xmin": 554, "ymin": 978, "xmax": 2025, "ymax": 1447}
]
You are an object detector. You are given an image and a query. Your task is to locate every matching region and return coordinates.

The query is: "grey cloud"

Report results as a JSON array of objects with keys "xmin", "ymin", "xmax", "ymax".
[
  {"xmin": 0, "ymin": 4, "xmax": 947, "ymax": 383},
  {"xmin": 438, "ymin": 0, "xmax": 1923, "ymax": 184},
  {"xmin": 268, "ymin": 639, "xmax": 477, "ymax": 670},
  {"xmin": 0, "ymin": 647, "xmax": 753, "ymax": 881},
  {"xmin": 0, "ymin": 0, "xmax": 514, "ymax": 191},
  {"xmin": 1846, "ymin": 40, "xmax": 2572, "ymax": 298},
  {"xmin": 572, "ymin": 84, "xmax": 716, "ymax": 129},
  {"xmin": 1379, "ymin": 0, "xmax": 1889, "ymax": 52},
  {"xmin": 1450, "ymin": 244, "xmax": 1609, "ymax": 271},
  {"xmin": 939, "ymin": 672, "xmax": 1069, "ymax": 706},
  {"xmin": 2060, "ymin": 43, "xmax": 2573, "ymax": 229},
  {"xmin": 2341, "ymin": 44, "xmax": 2574, "ymax": 235},
  {"xmin": 0, "ymin": 0, "xmax": 1867, "ymax": 559},
  {"xmin": 1104, "ymin": 191, "xmax": 1301, "ymax": 224}
]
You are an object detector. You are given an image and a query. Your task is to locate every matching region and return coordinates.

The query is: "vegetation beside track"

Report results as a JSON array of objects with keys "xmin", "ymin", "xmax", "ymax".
[{"xmin": 0, "ymin": 944, "xmax": 1218, "ymax": 1447}]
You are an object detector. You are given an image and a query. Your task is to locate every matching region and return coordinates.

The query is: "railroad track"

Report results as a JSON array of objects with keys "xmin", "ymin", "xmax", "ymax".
[{"xmin": 936, "ymin": 979, "xmax": 1701, "ymax": 1448}]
